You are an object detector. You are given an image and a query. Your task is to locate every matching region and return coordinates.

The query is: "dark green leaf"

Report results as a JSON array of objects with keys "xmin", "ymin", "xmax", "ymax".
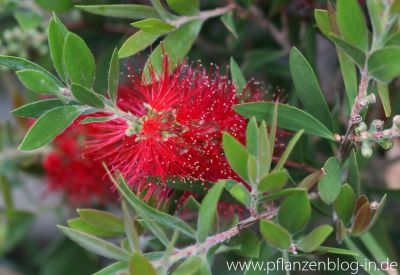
[
  {"xmin": 258, "ymin": 170, "xmax": 288, "ymax": 192},
  {"xmin": 19, "ymin": 106, "xmax": 84, "ymax": 150},
  {"xmin": 71, "ymin": 83, "xmax": 104, "ymax": 108},
  {"xmin": 318, "ymin": 157, "xmax": 342, "ymax": 204},
  {"xmin": 64, "ymin": 33, "xmax": 95, "ymax": 88},
  {"xmin": 290, "ymin": 47, "xmax": 332, "ymax": 129},
  {"xmin": 377, "ymin": 83, "xmax": 391, "ymax": 117},
  {"xmin": 329, "ymin": 34, "xmax": 366, "ymax": 67},
  {"xmin": 336, "ymin": 0, "xmax": 368, "ymax": 51},
  {"xmin": 221, "ymin": 12, "xmax": 238, "ymax": 38},
  {"xmin": 48, "ymin": 16, "xmax": 69, "ymax": 82},
  {"xmin": 76, "ymin": 4, "xmax": 160, "ymax": 19},
  {"xmin": 368, "ymin": 47, "xmax": 400, "ymax": 83},
  {"xmin": 11, "ymin": 99, "xmax": 67, "ymax": 118},
  {"xmin": 223, "ymin": 132, "xmax": 249, "ymax": 181},
  {"xmin": 129, "ymin": 253, "xmax": 157, "ymax": 275},
  {"xmin": 259, "ymin": 219, "xmax": 291, "ymax": 250},
  {"xmin": 57, "ymin": 226, "xmax": 130, "ymax": 261},
  {"xmin": 246, "ymin": 117, "xmax": 258, "ymax": 157},
  {"xmin": 118, "ymin": 31, "xmax": 160, "ymax": 59},
  {"xmin": 79, "ymin": 116, "xmax": 114, "ymax": 124},
  {"xmin": 278, "ymin": 190, "xmax": 311, "ymax": 234},
  {"xmin": 197, "ymin": 181, "xmax": 225, "ymax": 243},
  {"xmin": 67, "ymin": 218, "xmax": 122, "ymax": 237},
  {"xmin": 298, "ymin": 225, "xmax": 333, "ymax": 253},
  {"xmin": 334, "ymin": 183, "xmax": 356, "ymax": 225},
  {"xmin": 234, "ymin": 102, "xmax": 334, "ymax": 140},
  {"xmin": 230, "ymin": 229, "xmax": 260, "ymax": 258},
  {"xmin": 230, "ymin": 57, "xmax": 246, "ymax": 95},
  {"xmin": 77, "ymin": 209, "xmax": 124, "ymax": 233},
  {"xmin": 337, "ymin": 47, "xmax": 358, "ymax": 113},
  {"xmin": 16, "ymin": 69, "xmax": 62, "ymax": 95},
  {"xmin": 166, "ymin": 0, "xmax": 199, "ymax": 16},
  {"xmin": 108, "ymin": 48, "xmax": 119, "ymax": 104},
  {"xmin": 131, "ymin": 18, "xmax": 175, "ymax": 34},
  {"xmin": 259, "ymin": 188, "xmax": 307, "ymax": 202},
  {"xmin": 14, "ymin": 11, "xmax": 42, "ymax": 31},
  {"xmin": 257, "ymin": 121, "xmax": 271, "ymax": 178}
]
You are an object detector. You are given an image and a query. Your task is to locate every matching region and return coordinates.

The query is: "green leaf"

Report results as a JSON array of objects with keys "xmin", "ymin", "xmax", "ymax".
[
  {"xmin": 166, "ymin": 0, "xmax": 199, "ymax": 16},
  {"xmin": 77, "ymin": 209, "xmax": 124, "ymax": 233},
  {"xmin": 67, "ymin": 218, "xmax": 122, "ymax": 237},
  {"xmin": 19, "ymin": 106, "xmax": 84, "ymax": 150},
  {"xmin": 259, "ymin": 188, "xmax": 307, "ymax": 203},
  {"xmin": 71, "ymin": 83, "xmax": 104, "ymax": 108},
  {"xmin": 360, "ymin": 232, "xmax": 389, "ymax": 264},
  {"xmin": 224, "ymin": 180, "xmax": 251, "ymax": 207},
  {"xmin": 144, "ymin": 20, "xmax": 202, "ymax": 78},
  {"xmin": 122, "ymin": 201, "xmax": 140, "ymax": 252},
  {"xmin": 221, "ymin": 12, "xmax": 238, "ymax": 38},
  {"xmin": 0, "ymin": 55, "xmax": 61, "ymax": 84},
  {"xmin": 14, "ymin": 11, "xmax": 42, "ymax": 31},
  {"xmin": 314, "ymin": 9, "xmax": 330, "ymax": 37},
  {"xmin": 318, "ymin": 157, "xmax": 342, "ymax": 204},
  {"xmin": 230, "ymin": 57, "xmax": 246, "ymax": 95},
  {"xmin": 259, "ymin": 219, "xmax": 291, "ymax": 250},
  {"xmin": 48, "ymin": 16, "xmax": 69, "ymax": 82},
  {"xmin": 367, "ymin": 0, "xmax": 384, "ymax": 38},
  {"xmin": 16, "ymin": 69, "xmax": 62, "ymax": 95},
  {"xmin": 57, "ymin": 226, "xmax": 130, "ymax": 261},
  {"xmin": 149, "ymin": 0, "xmax": 176, "ymax": 20},
  {"xmin": 385, "ymin": 32, "xmax": 400, "ymax": 47},
  {"xmin": 329, "ymin": 34, "xmax": 366, "ymax": 67},
  {"xmin": 347, "ymin": 150, "xmax": 360, "ymax": 195},
  {"xmin": 258, "ymin": 170, "xmax": 288, "ymax": 192},
  {"xmin": 118, "ymin": 31, "xmax": 160, "ymax": 59},
  {"xmin": 278, "ymin": 190, "xmax": 311, "ymax": 234},
  {"xmin": 131, "ymin": 18, "xmax": 175, "ymax": 34},
  {"xmin": 344, "ymin": 239, "xmax": 384, "ymax": 275},
  {"xmin": 247, "ymin": 155, "xmax": 257, "ymax": 185},
  {"xmin": 115, "ymin": 175, "xmax": 195, "ymax": 238},
  {"xmin": 64, "ymin": 33, "xmax": 95, "ymax": 88},
  {"xmin": 257, "ymin": 121, "xmax": 271, "ymax": 178},
  {"xmin": 76, "ymin": 4, "xmax": 160, "ymax": 19},
  {"xmin": 334, "ymin": 184, "xmax": 356, "ymax": 225},
  {"xmin": 197, "ymin": 181, "xmax": 225, "ymax": 243},
  {"xmin": 337, "ymin": 47, "xmax": 358, "ymax": 113},
  {"xmin": 246, "ymin": 117, "xmax": 258, "ymax": 157},
  {"xmin": 172, "ymin": 256, "xmax": 210, "ymax": 275},
  {"xmin": 222, "ymin": 133, "xmax": 249, "ymax": 181},
  {"xmin": 368, "ymin": 47, "xmax": 400, "ymax": 83},
  {"xmin": 377, "ymin": 83, "xmax": 391, "ymax": 117},
  {"xmin": 11, "ymin": 99, "xmax": 67, "ymax": 118},
  {"xmin": 336, "ymin": 0, "xmax": 368, "ymax": 51},
  {"xmin": 230, "ymin": 229, "xmax": 261, "ymax": 258},
  {"xmin": 298, "ymin": 170, "xmax": 323, "ymax": 191},
  {"xmin": 129, "ymin": 253, "xmax": 156, "ymax": 275},
  {"xmin": 94, "ymin": 262, "xmax": 128, "ymax": 275},
  {"xmin": 80, "ymin": 116, "xmax": 114, "ymax": 124},
  {"xmin": 234, "ymin": 102, "xmax": 334, "ymax": 140},
  {"xmin": 290, "ymin": 47, "xmax": 332, "ymax": 130},
  {"xmin": 298, "ymin": 225, "xmax": 333, "ymax": 253},
  {"xmin": 274, "ymin": 130, "xmax": 304, "ymax": 171},
  {"xmin": 314, "ymin": 245, "xmax": 359, "ymax": 256}
]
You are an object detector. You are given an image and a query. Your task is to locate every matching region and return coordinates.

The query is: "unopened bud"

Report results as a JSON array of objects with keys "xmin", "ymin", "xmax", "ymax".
[
  {"xmin": 355, "ymin": 122, "xmax": 367, "ymax": 135},
  {"xmin": 370, "ymin": 120, "xmax": 384, "ymax": 132},
  {"xmin": 361, "ymin": 141, "xmax": 373, "ymax": 158}
]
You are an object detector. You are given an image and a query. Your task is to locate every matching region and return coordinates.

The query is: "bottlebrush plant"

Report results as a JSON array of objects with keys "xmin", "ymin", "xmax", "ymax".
[{"xmin": 0, "ymin": 0, "xmax": 400, "ymax": 274}]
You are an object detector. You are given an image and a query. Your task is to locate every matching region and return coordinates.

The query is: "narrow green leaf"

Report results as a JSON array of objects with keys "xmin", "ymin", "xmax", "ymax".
[
  {"xmin": 278, "ymin": 190, "xmax": 311, "ymax": 234},
  {"xmin": 35, "ymin": 0, "xmax": 72, "ymax": 12},
  {"xmin": 222, "ymin": 132, "xmax": 249, "ymax": 181},
  {"xmin": 224, "ymin": 180, "xmax": 251, "ymax": 208},
  {"xmin": 131, "ymin": 18, "xmax": 175, "ymax": 34},
  {"xmin": 149, "ymin": 0, "xmax": 176, "ymax": 20},
  {"xmin": 230, "ymin": 57, "xmax": 246, "ymax": 95},
  {"xmin": 67, "ymin": 218, "xmax": 122, "ymax": 237},
  {"xmin": 336, "ymin": 0, "xmax": 369, "ymax": 51},
  {"xmin": 257, "ymin": 121, "xmax": 270, "ymax": 178},
  {"xmin": 122, "ymin": 201, "xmax": 140, "ymax": 252},
  {"xmin": 77, "ymin": 209, "xmax": 124, "ymax": 233},
  {"xmin": 48, "ymin": 16, "xmax": 69, "ymax": 82},
  {"xmin": 360, "ymin": 232, "xmax": 389, "ymax": 264},
  {"xmin": 144, "ymin": 20, "xmax": 202, "ymax": 77},
  {"xmin": 247, "ymin": 155, "xmax": 257, "ymax": 185},
  {"xmin": 57, "ymin": 226, "xmax": 130, "ymax": 261},
  {"xmin": 19, "ymin": 106, "xmax": 84, "ymax": 150},
  {"xmin": 269, "ymin": 102, "xmax": 278, "ymax": 161},
  {"xmin": 246, "ymin": 117, "xmax": 258, "ymax": 157},
  {"xmin": 16, "ymin": 69, "xmax": 62, "ymax": 95},
  {"xmin": 368, "ymin": 194, "xmax": 387, "ymax": 230},
  {"xmin": 197, "ymin": 181, "xmax": 225, "ymax": 243},
  {"xmin": 166, "ymin": 0, "xmax": 199, "ymax": 16},
  {"xmin": 318, "ymin": 157, "xmax": 342, "ymax": 204},
  {"xmin": 290, "ymin": 47, "xmax": 332, "ymax": 130},
  {"xmin": 259, "ymin": 188, "xmax": 306, "ymax": 202},
  {"xmin": 71, "ymin": 83, "xmax": 104, "ymax": 108},
  {"xmin": 298, "ymin": 225, "xmax": 333, "ymax": 253},
  {"xmin": 347, "ymin": 150, "xmax": 360, "ymax": 195},
  {"xmin": 11, "ymin": 99, "xmax": 67, "ymax": 118},
  {"xmin": 234, "ymin": 102, "xmax": 334, "ymax": 140},
  {"xmin": 367, "ymin": 0, "xmax": 384, "ymax": 38},
  {"xmin": 94, "ymin": 262, "xmax": 128, "ymax": 275},
  {"xmin": 108, "ymin": 48, "xmax": 119, "ymax": 104},
  {"xmin": 79, "ymin": 116, "xmax": 114, "ymax": 124},
  {"xmin": 329, "ymin": 34, "xmax": 366, "ymax": 67},
  {"xmin": 344, "ymin": 239, "xmax": 384, "ymax": 275},
  {"xmin": 64, "ymin": 33, "xmax": 95, "ymax": 88},
  {"xmin": 377, "ymin": 83, "xmax": 391, "ymax": 117},
  {"xmin": 259, "ymin": 219, "xmax": 291, "ymax": 250},
  {"xmin": 129, "ymin": 253, "xmax": 157, "ymax": 275},
  {"xmin": 172, "ymin": 256, "xmax": 210, "ymax": 275},
  {"xmin": 334, "ymin": 183, "xmax": 356, "ymax": 225},
  {"xmin": 221, "ymin": 12, "xmax": 238, "ymax": 38},
  {"xmin": 258, "ymin": 170, "xmax": 288, "ymax": 192},
  {"xmin": 314, "ymin": 9, "xmax": 330, "ymax": 37},
  {"xmin": 118, "ymin": 31, "xmax": 160, "ymax": 59},
  {"xmin": 314, "ymin": 245, "xmax": 359, "ymax": 257},
  {"xmin": 14, "ymin": 11, "xmax": 42, "ymax": 31},
  {"xmin": 337, "ymin": 47, "xmax": 358, "ymax": 113},
  {"xmin": 76, "ymin": 4, "xmax": 160, "ymax": 19},
  {"xmin": 274, "ymin": 130, "xmax": 304, "ymax": 171},
  {"xmin": 368, "ymin": 47, "xmax": 400, "ymax": 83}
]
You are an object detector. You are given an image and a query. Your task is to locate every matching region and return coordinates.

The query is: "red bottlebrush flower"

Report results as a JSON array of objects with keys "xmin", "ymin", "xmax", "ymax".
[
  {"xmin": 43, "ymin": 119, "xmax": 115, "ymax": 206},
  {"xmin": 86, "ymin": 56, "xmax": 284, "ymax": 204}
]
